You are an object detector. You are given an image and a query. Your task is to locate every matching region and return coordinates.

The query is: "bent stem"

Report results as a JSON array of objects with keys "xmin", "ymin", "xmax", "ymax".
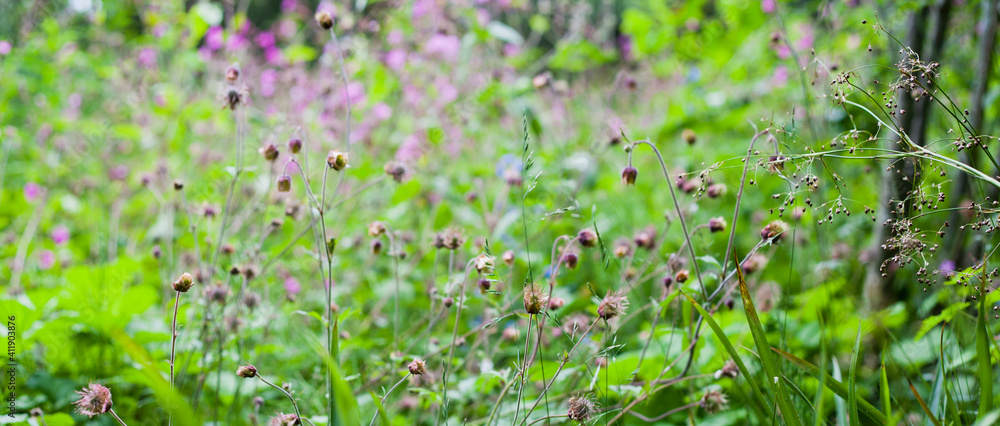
[
  {"xmin": 520, "ymin": 317, "xmax": 600, "ymax": 422},
  {"xmin": 257, "ymin": 375, "xmax": 305, "ymax": 426},
  {"xmin": 108, "ymin": 409, "xmax": 129, "ymax": 426},
  {"xmin": 369, "ymin": 372, "xmax": 412, "ymax": 426}
]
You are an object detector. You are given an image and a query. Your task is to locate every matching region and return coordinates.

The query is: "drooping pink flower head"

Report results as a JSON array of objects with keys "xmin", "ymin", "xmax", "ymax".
[
  {"xmin": 73, "ymin": 383, "xmax": 113, "ymax": 417},
  {"xmin": 51, "ymin": 225, "xmax": 70, "ymax": 245}
]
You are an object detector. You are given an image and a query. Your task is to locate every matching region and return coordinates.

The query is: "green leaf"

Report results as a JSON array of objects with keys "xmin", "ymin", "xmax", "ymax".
[
  {"xmin": 433, "ymin": 203, "xmax": 453, "ymax": 229},
  {"xmin": 285, "ymin": 45, "xmax": 318, "ymax": 63},
  {"xmin": 735, "ymin": 259, "xmax": 803, "ymax": 426},
  {"xmin": 915, "ymin": 302, "xmax": 968, "ymax": 341},
  {"xmin": 391, "ymin": 179, "xmax": 421, "ymax": 205},
  {"xmin": 369, "ymin": 391, "xmax": 391, "ymax": 425},
  {"xmin": 848, "ymin": 324, "xmax": 861, "ymax": 426},
  {"xmin": 679, "ymin": 290, "xmax": 772, "ymax": 422},
  {"xmin": 880, "ymin": 354, "xmax": 891, "ymax": 424}
]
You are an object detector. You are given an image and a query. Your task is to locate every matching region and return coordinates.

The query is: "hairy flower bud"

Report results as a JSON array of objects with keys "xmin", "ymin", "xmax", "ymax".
[
  {"xmin": 287, "ymin": 137, "xmax": 302, "ymax": 154},
  {"xmin": 577, "ymin": 229, "xmax": 598, "ymax": 248},
  {"xmin": 172, "ymin": 272, "xmax": 195, "ymax": 292},
  {"xmin": 523, "ymin": 284, "xmax": 548, "ymax": 315},
  {"xmin": 621, "ymin": 166, "xmax": 638, "ymax": 185},
  {"xmin": 276, "ymin": 175, "xmax": 292, "ymax": 192},
  {"xmin": 408, "ymin": 358, "xmax": 426, "ymax": 375},
  {"xmin": 567, "ymin": 394, "xmax": 596, "ymax": 422},
  {"xmin": 326, "ymin": 150, "xmax": 349, "ymax": 171},
  {"xmin": 761, "ymin": 219, "xmax": 789, "ymax": 242},
  {"xmin": 73, "ymin": 383, "xmax": 113, "ymax": 417},
  {"xmin": 709, "ymin": 217, "xmax": 727, "ymax": 233},
  {"xmin": 597, "ymin": 290, "xmax": 629, "ymax": 320},
  {"xmin": 315, "ymin": 11, "xmax": 334, "ymax": 30},
  {"xmin": 259, "ymin": 143, "xmax": 279, "ymax": 162},
  {"xmin": 236, "ymin": 365, "xmax": 257, "ymax": 378}
]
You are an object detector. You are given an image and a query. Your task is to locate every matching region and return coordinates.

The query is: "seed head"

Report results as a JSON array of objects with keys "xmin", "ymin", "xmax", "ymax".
[
  {"xmin": 701, "ymin": 389, "xmax": 729, "ymax": 413},
  {"xmin": 433, "ymin": 227, "xmax": 466, "ymax": 250},
  {"xmin": 172, "ymin": 272, "xmax": 195, "ymax": 292},
  {"xmin": 326, "ymin": 150, "xmax": 349, "ymax": 171},
  {"xmin": 474, "ymin": 253, "xmax": 495, "ymax": 274},
  {"xmin": 408, "ymin": 358, "xmax": 426, "ymax": 375},
  {"xmin": 621, "ymin": 166, "xmax": 638, "ymax": 185},
  {"xmin": 259, "ymin": 143, "xmax": 279, "ymax": 162},
  {"xmin": 383, "ymin": 161, "xmax": 408, "ymax": 183},
  {"xmin": 73, "ymin": 383, "xmax": 113, "ymax": 417},
  {"xmin": 315, "ymin": 11, "xmax": 334, "ymax": 30},
  {"xmin": 577, "ymin": 229, "xmax": 598, "ymax": 247},
  {"xmin": 675, "ymin": 269, "xmax": 690, "ymax": 283},
  {"xmin": 236, "ymin": 365, "xmax": 258, "ymax": 378},
  {"xmin": 597, "ymin": 290, "xmax": 629, "ymax": 320},
  {"xmin": 207, "ymin": 284, "xmax": 231, "ymax": 304},
  {"xmin": 523, "ymin": 283, "xmax": 549, "ymax": 315},
  {"xmin": 708, "ymin": 217, "xmax": 727, "ymax": 233},
  {"xmin": 243, "ymin": 292, "xmax": 261, "ymax": 311},
  {"xmin": 276, "ymin": 175, "xmax": 292, "ymax": 192},
  {"xmin": 714, "ymin": 360, "xmax": 739, "ymax": 379},
  {"xmin": 761, "ymin": 219, "xmax": 790, "ymax": 242},
  {"xmin": 567, "ymin": 394, "xmax": 596, "ymax": 422},
  {"xmin": 268, "ymin": 412, "xmax": 300, "ymax": 426}
]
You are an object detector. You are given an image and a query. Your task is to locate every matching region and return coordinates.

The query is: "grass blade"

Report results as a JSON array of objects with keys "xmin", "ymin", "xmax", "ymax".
[
  {"xmin": 680, "ymin": 290, "xmax": 773, "ymax": 422},
  {"xmin": 735, "ymin": 257, "xmax": 803, "ymax": 426},
  {"xmin": 772, "ymin": 347, "xmax": 886, "ymax": 424},
  {"xmin": 905, "ymin": 375, "xmax": 942, "ymax": 426},
  {"xmin": 848, "ymin": 324, "xmax": 861, "ymax": 426},
  {"xmin": 879, "ymin": 353, "xmax": 891, "ymax": 425},
  {"xmin": 978, "ymin": 278, "xmax": 994, "ymax": 418}
]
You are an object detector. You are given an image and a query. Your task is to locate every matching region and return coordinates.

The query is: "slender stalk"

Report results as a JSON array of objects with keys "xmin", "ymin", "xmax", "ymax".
[
  {"xmin": 627, "ymin": 400, "xmax": 702, "ymax": 422},
  {"xmin": 257, "ymin": 375, "xmax": 306, "ymax": 425},
  {"xmin": 168, "ymin": 290, "xmax": 182, "ymax": 426},
  {"xmin": 108, "ymin": 409, "xmax": 129, "ymax": 426},
  {"xmin": 437, "ymin": 259, "xmax": 476, "ymax": 425},
  {"xmin": 369, "ymin": 373, "xmax": 411, "ymax": 426},
  {"xmin": 520, "ymin": 318, "xmax": 600, "ymax": 422},
  {"xmin": 525, "ymin": 414, "xmax": 568, "ymax": 426}
]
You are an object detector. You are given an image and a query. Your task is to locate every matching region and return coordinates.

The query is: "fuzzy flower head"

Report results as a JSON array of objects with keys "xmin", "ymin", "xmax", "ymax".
[
  {"xmin": 567, "ymin": 394, "xmax": 597, "ymax": 422},
  {"xmin": 408, "ymin": 358, "xmax": 426, "ymax": 375},
  {"xmin": 368, "ymin": 221, "xmax": 386, "ymax": 237},
  {"xmin": 433, "ymin": 227, "xmax": 465, "ymax": 250},
  {"xmin": 474, "ymin": 253, "xmax": 495, "ymax": 275},
  {"xmin": 172, "ymin": 272, "xmax": 195, "ymax": 292},
  {"xmin": 577, "ymin": 229, "xmax": 598, "ymax": 248},
  {"xmin": 597, "ymin": 290, "xmax": 629, "ymax": 320},
  {"xmin": 236, "ymin": 365, "xmax": 257, "ymax": 378},
  {"xmin": 523, "ymin": 283, "xmax": 549, "ymax": 315},
  {"xmin": 701, "ymin": 389, "xmax": 729, "ymax": 413},
  {"xmin": 73, "ymin": 383, "xmax": 113, "ymax": 417},
  {"xmin": 760, "ymin": 219, "xmax": 789, "ymax": 242},
  {"xmin": 268, "ymin": 412, "xmax": 301, "ymax": 426}
]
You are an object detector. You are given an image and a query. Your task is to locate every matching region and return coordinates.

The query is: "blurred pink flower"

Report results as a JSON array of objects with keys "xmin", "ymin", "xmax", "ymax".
[
  {"xmin": 265, "ymin": 46, "xmax": 285, "ymax": 66},
  {"xmin": 412, "ymin": 0, "xmax": 434, "ymax": 19},
  {"xmin": 256, "ymin": 31, "xmax": 276, "ymax": 49},
  {"xmin": 435, "ymin": 78, "xmax": 458, "ymax": 104},
  {"xmin": 503, "ymin": 44, "xmax": 520, "ymax": 57},
  {"xmin": 387, "ymin": 30, "xmax": 404, "ymax": 45},
  {"xmin": 137, "ymin": 47, "xmax": 157, "ymax": 68},
  {"xmin": 425, "ymin": 34, "xmax": 460, "ymax": 61},
  {"xmin": 23, "ymin": 182, "xmax": 44, "ymax": 202},
  {"xmin": 761, "ymin": 0, "xmax": 776, "ymax": 13},
  {"xmin": 403, "ymin": 84, "xmax": 424, "ymax": 106},
  {"xmin": 775, "ymin": 43, "xmax": 791, "ymax": 60},
  {"xmin": 342, "ymin": 81, "xmax": 366, "ymax": 106},
  {"xmin": 284, "ymin": 277, "xmax": 301, "ymax": 296},
  {"xmin": 109, "ymin": 165, "xmax": 129, "ymax": 181},
  {"xmin": 0, "ymin": 40, "xmax": 11, "ymax": 55},
  {"xmin": 476, "ymin": 9, "xmax": 490, "ymax": 26},
  {"xmin": 68, "ymin": 93, "xmax": 82, "ymax": 110},
  {"xmin": 38, "ymin": 250, "xmax": 55, "ymax": 270},
  {"xmin": 52, "ymin": 225, "xmax": 70, "ymax": 245},
  {"xmin": 205, "ymin": 26, "xmax": 224, "ymax": 51},
  {"xmin": 260, "ymin": 69, "xmax": 278, "ymax": 97},
  {"xmin": 396, "ymin": 135, "xmax": 423, "ymax": 162},
  {"xmin": 153, "ymin": 24, "xmax": 167, "ymax": 38},
  {"xmin": 795, "ymin": 26, "xmax": 814, "ymax": 51},
  {"xmin": 772, "ymin": 65, "xmax": 789, "ymax": 87},
  {"xmin": 372, "ymin": 103, "xmax": 393, "ymax": 121},
  {"xmin": 281, "ymin": 0, "xmax": 298, "ymax": 13},
  {"xmin": 385, "ymin": 49, "xmax": 407, "ymax": 71}
]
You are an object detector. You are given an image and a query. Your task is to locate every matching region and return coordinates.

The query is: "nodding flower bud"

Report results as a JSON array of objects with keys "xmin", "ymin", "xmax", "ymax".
[
  {"xmin": 503, "ymin": 168, "xmax": 523, "ymax": 186},
  {"xmin": 73, "ymin": 383, "xmax": 114, "ymax": 418},
  {"xmin": 368, "ymin": 221, "xmax": 386, "ymax": 237},
  {"xmin": 173, "ymin": 180, "xmax": 184, "ymax": 191},
  {"xmin": 276, "ymin": 175, "xmax": 292, "ymax": 192},
  {"xmin": 326, "ymin": 150, "xmax": 349, "ymax": 171},
  {"xmin": 621, "ymin": 166, "xmax": 638, "ymax": 185},
  {"xmin": 675, "ymin": 269, "xmax": 690, "ymax": 283},
  {"xmin": 682, "ymin": 128, "xmax": 697, "ymax": 145},
  {"xmin": 567, "ymin": 394, "xmax": 596, "ymax": 422},
  {"xmin": 474, "ymin": 254, "xmax": 495, "ymax": 274},
  {"xmin": 561, "ymin": 252, "xmax": 578, "ymax": 269},
  {"xmin": 701, "ymin": 389, "xmax": 729, "ymax": 414},
  {"xmin": 709, "ymin": 217, "xmax": 727, "ymax": 233},
  {"xmin": 760, "ymin": 219, "xmax": 789, "ymax": 242},
  {"xmin": 714, "ymin": 360, "xmax": 739, "ymax": 379},
  {"xmin": 478, "ymin": 278, "xmax": 491, "ymax": 292},
  {"xmin": 502, "ymin": 250, "xmax": 515, "ymax": 265},
  {"xmin": 597, "ymin": 290, "xmax": 629, "ymax": 320},
  {"xmin": 30, "ymin": 408, "xmax": 43, "ymax": 418},
  {"xmin": 236, "ymin": 365, "xmax": 257, "ymax": 378},
  {"xmin": 633, "ymin": 226, "xmax": 656, "ymax": 249},
  {"xmin": 443, "ymin": 297, "xmax": 454, "ymax": 308},
  {"xmin": 259, "ymin": 143, "xmax": 279, "ymax": 162},
  {"xmin": 433, "ymin": 227, "xmax": 465, "ymax": 250},
  {"xmin": 662, "ymin": 275, "xmax": 674, "ymax": 288},
  {"xmin": 172, "ymin": 272, "xmax": 195, "ymax": 292},
  {"xmin": 548, "ymin": 297, "xmax": 565, "ymax": 310},
  {"xmin": 384, "ymin": 161, "xmax": 407, "ymax": 183},
  {"xmin": 225, "ymin": 64, "xmax": 240, "ymax": 83},
  {"xmin": 523, "ymin": 284, "xmax": 548, "ymax": 315},
  {"xmin": 287, "ymin": 137, "xmax": 302, "ymax": 154},
  {"xmin": 315, "ymin": 11, "xmax": 334, "ymax": 30},
  {"xmin": 370, "ymin": 239, "xmax": 383, "ymax": 255},
  {"xmin": 577, "ymin": 229, "xmax": 598, "ymax": 247},
  {"xmin": 613, "ymin": 239, "xmax": 632, "ymax": 258},
  {"xmin": 408, "ymin": 358, "xmax": 426, "ymax": 375},
  {"xmin": 706, "ymin": 183, "xmax": 726, "ymax": 198}
]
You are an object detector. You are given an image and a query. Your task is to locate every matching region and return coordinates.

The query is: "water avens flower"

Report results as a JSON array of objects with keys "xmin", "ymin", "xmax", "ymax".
[
  {"xmin": 172, "ymin": 272, "xmax": 195, "ymax": 292},
  {"xmin": 408, "ymin": 359, "xmax": 426, "ymax": 375},
  {"xmin": 73, "ymin": 383, "xmax": 114, "ymax": 417},
  {"xmin": 567, "ymin": 394, "xmax": 596, "ymax": 422},
  {"xmin": 237, "ymin": 365, "xmax": 258, "ymax": 378},
  {"xmin": 326, "ymin": 150, "xmax": 349, "ymax": 171},
  {"xmin": 523, "ymin": 284, "xmax": 549, "ymax": 315},
  {"xmin": 621, "ymin": 166, "xmax": 638, "ymax": 185},
  {"xmin": 276, "ymin": 175, "xmax": 291, "ymax": 192},
  {"xmin": 597, "ymin": 290, "xmax": 629, "ymax": 320}
]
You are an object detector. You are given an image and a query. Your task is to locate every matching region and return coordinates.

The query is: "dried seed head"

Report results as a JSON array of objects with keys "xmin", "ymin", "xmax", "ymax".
[
  {"xmin": 287, "ymin": 137, "xmax": 302, "ymax": 154},
  {"xmin": 474, "ymin": 253, "xmax": 495, "ymax": 274},
  {"xmin": 368, "ymin": 221, "xmax": 387, "ymax": 237},
  {"xmin": 523, "ymin": 283, "xmax": 549, "ymax": 315},
  {"xmin": 597, "ymin": 290, "xmax": 629, "ymax": 320},
  {"xmin": 675, "ymin": 269, "xmax": 690, "ymax": 283},
  {"xmin": 761, "ymin": 219, "xmax": 790, "ymax": 242},
  {"xmin": 502, "ymin": 250, "xmax": 516, "ymax": 265},
  {"xmin": 621, "ymin": 166, "xmax": 638, "ymax": 185},
  {"xmin": 172, "ymin": 272, "xmax": 195, "ymax": 292},
  {"xmin": 577, "ymin": 229, "xmax": 598, "ymax": 247},
  {"xmin": 701, "ymin": 389, "xmax": 729, "ymax": 413},
  {"xmin": 714, "ymin": 361, "xmax": 739, "ymax": 379},
  {"xmin": 315, "ymin": 11, "xmax": 334, "ymax": 30},
  {"xmin": 73, "ymin": 383, "xmax": 113, "ymax": 417},
  {"xmin": 326, "ymin": 150, "xmax": 349, "ymax": 171},
  {"xmin": 276, "ymin": 175, "xmax": 292, "ymax": 192},
  {"xmin": 709, "ymin": 217, "xmax": 727, "ymax": 233},
  {"xmin": 236, "ymin": 365, "xmax": 257, "ymax": 378},
  {"xmin": 268, "ymin": 412, "xmax": 300, "ymax": 426},
  {"xmin": 383, "ymin": 161, "xmax": 408, "ymax": 183},
  {"xmin": 567, "ymin": 394, "xmax": 596, "ymax": 422},
  {"xmin": 259, "ymin": 143, "xmax": 279, "ymax": 162},
  {"xmin": 408, "ymin": 358, "xmax": 427, "ymax": 375},
  {"xmin": 207, "ymin": 284, "xmax": 231, "ymax": 304},
  {"xmin": 548, "ymin": 297, "xmax": 565, "ymax": 310},
  {"xmin": 682, "ymin": 128, "xmax": 697, "ymax": 145}
]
